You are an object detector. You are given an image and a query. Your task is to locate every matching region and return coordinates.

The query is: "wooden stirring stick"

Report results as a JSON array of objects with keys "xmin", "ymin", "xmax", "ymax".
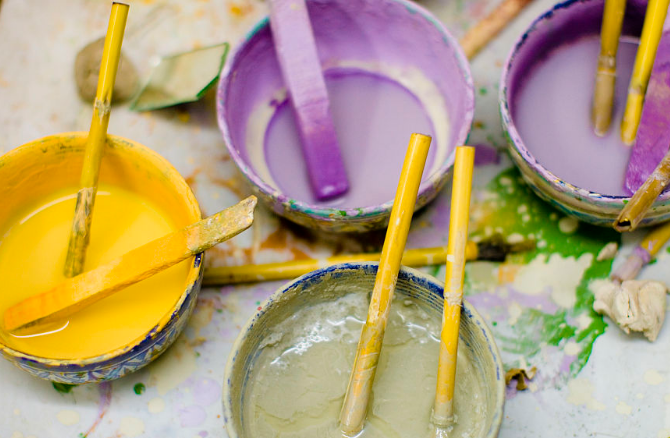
[
  {"xmin": 339, "ymin": 133, "xmax": 431, "ymax": 436},
  {"xmin": 64, "ymin": 2, "xmax": 130, "ymax": 277},
  {"xmin": 269, "ymin": 0, "xmax": 349, "ymax": 200},
  {"xmin": 202, "ymin": 237, "xmax": 535, "ymax": 285},
  {"xmin": 4, "ymin": 197, "xmax": 257, "ymax": 332},
  {"xmin": 614, "ymin": 147, "xmax": 670, "ymax": 232},
  {"xmin": 432, "ymin": 146, "xmax": 475, "ymax": 428},
  {"xmin": 459, "ymin": 0, "xmax": 534, "ymax": 59},
  {"xmin": 592, "ymin": 0, "xmax": 627, "ymax": 135},
  {"xmin": 620, "ymin": 0, "xmax": 670, "ymax": 145}
]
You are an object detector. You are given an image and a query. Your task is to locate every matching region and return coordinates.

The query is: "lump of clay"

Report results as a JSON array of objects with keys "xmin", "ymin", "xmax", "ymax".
[{"xmin": 592, "ymin": 279, "xmax": 667, "ymax": 342}]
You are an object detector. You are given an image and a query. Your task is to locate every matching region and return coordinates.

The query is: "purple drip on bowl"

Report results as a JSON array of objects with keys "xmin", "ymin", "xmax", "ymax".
[
  {"xmin": 217, "ymin": 0, "xmax": 474, "ymax": 233},
  {"xmin": 500, "ymin": 0, "xmax": 670, "ymax": 228}
]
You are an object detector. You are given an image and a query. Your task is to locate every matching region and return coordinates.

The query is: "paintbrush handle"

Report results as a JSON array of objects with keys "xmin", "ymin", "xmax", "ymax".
[
  {"xmin": 459, "ymin": 0, "xmax": 534, "ymax": 59},
  {"xmin": 615, "ymin": 148, "xmax": 670, "ymax": 231},
  {"xmin": 621, "ymin": 0, "xmax": 670, "ymax": 144},
  {"xmin": 339, "ymin": 134, "xmax": 431, "ymax": 436},
  {"xmin": 202, "ymin": 243, "xmax": 480, "ymax": 285},
  {"xmin": 592, "ymin": 0, "xmax": 627, "ymax": 135},
  {"xmin": 612, "ymin": 221, "xmax": 670, "ymax": 281},
  {"xmin": 4, "ymin": 197, "xmax": 256, "ymax": 332},
  {"xmin": 64, "ymin": 3, "xmax": 129, "ymax": 278},
  {"xmin": 433, "ymin": 146, "xmax": 475, "ymax": 426}
]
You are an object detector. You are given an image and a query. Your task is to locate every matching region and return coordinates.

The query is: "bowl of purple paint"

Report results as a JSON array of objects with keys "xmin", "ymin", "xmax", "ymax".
[
  {"xmin": 217, "ymin": 0, "xmax": 474, "ymax": 232},
  {"xmin": 500, "ymin": 0, "xmax": 670, "ymax": 227}
]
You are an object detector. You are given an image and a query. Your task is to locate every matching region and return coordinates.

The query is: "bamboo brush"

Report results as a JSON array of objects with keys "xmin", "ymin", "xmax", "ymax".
[
  {"xmin": 620, "ymin": 0, "xmax": 670, "ymax": 144},
  {"xmin": 339, "ymin": 133, "xmax": 431, "ymax": 436},
  {"xmin": 432, "ymin": 146, "xmax": 476, "ymax": 428},
  {"xmin": 202, "ymin": 235, "xmax": 535, "ymax": 285},
  {"xmin": 64, "ymin": 2, "xmax": 129, "ymax": 277},
  {"xmin": 592, "ymin": 0, "xmax": 627, "ymax": 135},
  {"xmin": 611, "ymin": 221, "xmax": 670, "ymax": 281},
  {"xmin": 614, "ymin": 146, "xmax": 670, "ymax": 232}
]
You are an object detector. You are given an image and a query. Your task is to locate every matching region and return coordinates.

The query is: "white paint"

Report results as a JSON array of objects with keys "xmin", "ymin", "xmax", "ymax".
[
  {"xmin": 528, "ymin": 382, "xmax": 538, "ymax": 392},
  {"xmin": 56, "ymin": 410, "xmax": 80, "ymax": 426},
  {"xmin": 592, "ymin": 279, "xmax": 667, "ymax": 341},
  {"xmin": 513, "ymin": 253, "xmax": 593, "ymax": 308},
  {"xmin": 118, "ymin": 417, "xmax": 145, "ymax": 437},
  {"xmin": 507, "ymin": 233, "xmax": 524, "ymax": 244},
  {"xmin": 149, "ymin": 336, "xmax": 197, "ymax": 395},
  {"xmin": 517, "ymin": 204, "xmax": 528, "ymax": 213},
  {"xmin": 13, "ymin": 409, "xmax": 19, "ymax": 416},
  {"xmin": 566, "ymin": 378, "xmax": 606, "ymax": 411},
  {"xmin": 615, "ymin": 401, "xmax": 632, "ymax": 415},
  {"xmin": 148, "ymin": 397, "xmax": 165, "ymax": 414},
  {"xmin": 507, "ymin": 302, "xmax": 523, "ymax": 326},
  {"xmin": 644, "ymin": 369, "xmax": 665, "ymax": 385},
  {"xmin": 636, "ymin": 393, "xmax": 645, "ymax": 399},
  {"xmin": 558, "ymin": 217, "xmax": 579, "ymax": 234},
  {"xmin": 537, "ymin": 240, "xmax": 547, "ymax": 248},
  {"xmin": 564, "ymin": 341, "xmax": 580, "ymax": 356},
  {"xmin": 576, "ymin": 313, "xmax": 593, "ymax": 330},
  {"xmin": 596, "ymin": 242, "xmax": 618, "ymax": 261}
]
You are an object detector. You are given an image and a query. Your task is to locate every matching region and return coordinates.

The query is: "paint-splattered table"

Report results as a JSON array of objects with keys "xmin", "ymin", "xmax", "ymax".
[{"xmin": 1, "ymin": 0, "xmax": 669, "ymax": 437}]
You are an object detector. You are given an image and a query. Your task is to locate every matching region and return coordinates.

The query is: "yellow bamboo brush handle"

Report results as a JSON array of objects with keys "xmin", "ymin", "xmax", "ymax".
[
  {"xmin": 592, "ymin": 0, "xmax": 627, "ymax": 135},
  {"xmin": 64, "ymin": 2, "xmax": 129, "ymax": 277},
  {"xmin": 202, "ymin": 243, "xmax": 481, "ymax": 285},
  {"xmin": 615, "ymin": 148, "xmax": 670, "ymax": 231},
  {"xmin": 339, "ymin": 133, "xmax": 431, "ymax": 436},
  {"xmin": 620, "ymin": 0, "xmax": 670, "ymax": 144},
  {"xmin": 433, "ymin": 146, "xmax": 476, "ymax": 426},
  {"xmin": 4, "ymin": 197, "xmax": 256, "ymax": 332}
]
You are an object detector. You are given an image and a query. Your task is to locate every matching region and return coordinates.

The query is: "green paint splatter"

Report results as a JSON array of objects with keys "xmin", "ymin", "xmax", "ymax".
[
  {"xmin": 79, "ymin": 433, "xmax": 86, "ymax": 438},
  {"xmin": 133, "ymin": 383, "xmax": 145, "ymax": 395},
  {"xmin": 478, "ymin": 87, "xmax": 488, "ymax": 96},
  {"xmin": 473, "ymin": 167, "xmax": 618, "ymax": 376},
  {"xmin": 52, "ymin": 382, "xmax": 75, "ymax": 394}
]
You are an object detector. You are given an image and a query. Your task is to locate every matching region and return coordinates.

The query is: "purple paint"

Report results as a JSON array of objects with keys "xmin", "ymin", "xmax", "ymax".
[
  {"xmin": 513, "ymin": 36, "xmax": 639, "ymax": 196},
  {"xmin": 217, "ymin": 0, "xmax": 474, "ymax": 231},
  {"xmin": 193, "ymin": 378, "xmax": 221, "ymax": 406},
  {"xmin": 473, "ymin": 144, "xmax": 501, "ymax": 166},
  {"xmin": 625, "ymin": 30, "xmax": 670, "ymax": 194},
  {"xmin": 269, "ymin": 0, "xmax": 349, "ymax": 200},
  {"xmin": 265, "ymin": 69, "xmax": 436, "ymax": 207},
  {"xmin": 179, "ymin": 404, "xmax": 207, "ymax": 427}
]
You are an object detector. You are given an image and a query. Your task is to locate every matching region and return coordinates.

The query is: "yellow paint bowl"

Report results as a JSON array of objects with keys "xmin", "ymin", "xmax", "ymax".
[{"xmin": 0, "ymin": 132, "xmax": 203, "ymax": 384}]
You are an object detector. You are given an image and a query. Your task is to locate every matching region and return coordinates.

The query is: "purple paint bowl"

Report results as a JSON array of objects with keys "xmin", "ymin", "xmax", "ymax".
[
  {"xmin": 217, "ymin": 0, "xmax": 473, "ymax": 232},
  {"xmin": 500, "ymin": 0, "xmax": 670, "ymax": 228}
]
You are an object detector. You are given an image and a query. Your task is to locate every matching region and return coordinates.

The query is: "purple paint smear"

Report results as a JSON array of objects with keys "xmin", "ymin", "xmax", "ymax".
[
  {"xmin": 82, "ymin": 382, "xmax": 113, "ymax": 437},
  {"xmin": 179, "ymin": 404, "xmax": 207, "ymax": 427},
  {"xmin": 474, "ymin": 144, "xmax": 501, "ymax": 166},
  {"xmin": 625, "ymin": 31, "xmax": 670, "ymax": 194},
  {"xmin": 193, "ymin": 378, "xmax": 221, "ymax": 406}
]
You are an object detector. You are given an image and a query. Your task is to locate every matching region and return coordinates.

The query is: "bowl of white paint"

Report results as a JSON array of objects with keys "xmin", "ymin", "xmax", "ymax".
[{"xmin": 223, "ymin": 263, "xmax": 505, "ymax": 437}]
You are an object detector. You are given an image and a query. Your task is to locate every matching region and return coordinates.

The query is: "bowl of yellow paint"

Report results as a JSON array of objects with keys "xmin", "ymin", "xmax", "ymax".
[
  {"xmin": 223, "ymin": 263, "xmax": 505, "ymax": 437},
  {"xmin": 0, "ymin": 132, "xmax": 203, "ymax": 384}
]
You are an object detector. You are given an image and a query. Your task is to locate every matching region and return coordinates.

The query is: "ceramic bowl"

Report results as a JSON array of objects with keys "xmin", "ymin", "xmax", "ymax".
[
  {"xmin": 499, "ymin": 0, "xmax": 670, "ymax": 227},
  {"xmin": 217, "ymin": 0, "xmax": 474, "ymax": 232},
  {"xmin": 223, "ymin": 262, "xmax": 505, "ymax": 437},
  {"xmin": 0, "ymin": 132, "xmax": 203, "ymax": 384}
]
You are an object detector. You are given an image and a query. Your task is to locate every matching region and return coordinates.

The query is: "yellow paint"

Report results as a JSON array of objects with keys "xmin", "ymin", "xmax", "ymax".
[{"xmin": 0, "ymin": 183, "xmax": 190, "ymax": 359}]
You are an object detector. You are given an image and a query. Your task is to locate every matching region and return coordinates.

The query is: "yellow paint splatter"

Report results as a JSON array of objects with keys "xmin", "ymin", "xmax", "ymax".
[
  {"xmin": 118, "ymin": 417, "xmax": 145, "ymax": 437},
  {"xmin": 615, "ymin": 401, "xmax": 632, "ymax": 415},
  {"xmin": 149, "ymin": 336, "xmax": 197, "ymax": 395},
  {"xmin": 56, "ymin": 410, "xmax": 80, "ymax": 426},
  {"xmin": 644, "ymin": 369, "xmax": 665, "ymax": 385},
  {"xmin": 566, "ymin": 378, "xmax": 606, "ymax": 411},
  {"xmin": 148, "ymin": 397, "xmax": 165, "ymax": 414}
]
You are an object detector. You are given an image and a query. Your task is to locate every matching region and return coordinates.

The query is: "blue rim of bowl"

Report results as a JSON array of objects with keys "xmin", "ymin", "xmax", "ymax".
[
  {"xmin": 0, "ymin": 133, "xmax": 204, "ymax": 371},
  {"xmin": 217, "ymin": 0, "xmax": 474, "ymax": 223},
  {"xmin": 499, "ymin": 0, "xmax": 670, "ymax": 208},
  {"xmin": 222, "ymin": 262, "xmax": 505, "ymax": 438}
]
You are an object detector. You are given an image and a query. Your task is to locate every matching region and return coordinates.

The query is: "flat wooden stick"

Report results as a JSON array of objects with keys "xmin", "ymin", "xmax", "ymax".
[
  {"xmin": 432, "ymin": 146, "xmax": 475, "ymax": 427},
  {"xmin": 592, "ymin": 0, "xmax": 627, "ymax": 135},
  {"xmin": 459, "ymin": 0, "xmax": 535, "ymax": 59},
  {"xmin": 64, "ymin": 2, "xmax": 129, "ymax": 277},
  {"xmin": 614, "ymin": 147, "xmax": 670, "ymax": 231},
  {"xmin": 4, "ymin": 197, "xmax": 257, "ymax": 332},
  {"xmin": 339, "ymin": 134, "xmax": 431, "ymax": 436},
  {"xmin": 269, "ymin": 0, "xmax": 349, "ymax": 200},
  {"xmin": 620, "ymin": 0, "xmax": 670, "ymax": 145}
]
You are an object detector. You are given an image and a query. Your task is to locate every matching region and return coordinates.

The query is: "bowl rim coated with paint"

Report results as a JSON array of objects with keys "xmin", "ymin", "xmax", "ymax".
[
  {"xmin": 217, "ymin": 0, "xmax": 474, "ymax": 233},
  {"xmin": 499, "ymin": 0, "xmax": 670, "ymax": 227},
  {"xmin": 222, "ymin": 262, "xmax": 505, "ymax": 438},
  {"xmin": 0, "ymin": 132, "xmax": 204, "ymax": 384}
]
